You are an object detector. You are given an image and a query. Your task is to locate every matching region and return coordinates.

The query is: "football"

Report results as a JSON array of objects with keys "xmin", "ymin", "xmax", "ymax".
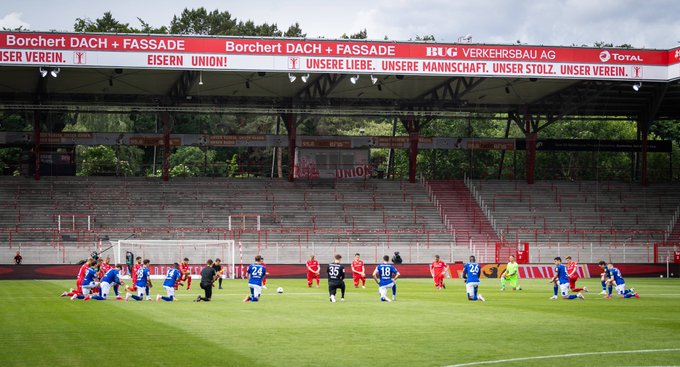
[{"xmin": 276, "ymin": 287, "xmax": 284, "ymax": 293}]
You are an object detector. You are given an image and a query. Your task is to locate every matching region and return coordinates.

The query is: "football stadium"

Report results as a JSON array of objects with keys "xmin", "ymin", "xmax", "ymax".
[{"xmin": 1, "ymin": 7, "xmax": 680, "ymax": 367}]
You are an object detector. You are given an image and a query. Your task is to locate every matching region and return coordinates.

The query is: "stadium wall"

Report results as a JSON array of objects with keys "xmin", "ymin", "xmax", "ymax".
[{"xmin": 0, "ymin": 263, "xmax": 676, "ymax": 280}]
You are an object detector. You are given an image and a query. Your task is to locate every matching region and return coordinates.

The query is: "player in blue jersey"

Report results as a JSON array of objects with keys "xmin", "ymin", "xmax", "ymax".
[
  {"xmin": 549, "ymin": 257, "xmax": 584, "ymax": 300},
  {"xmin": 372, "ymin": 255, "xmax": 400, "ymax": 302},
  {"xmin": 244, "ymin": 255, "xmax": 267, "ymax": 302},
  {"xmin": 90, "ymin": 264, "xmax": 125, "ymax": 301},
  {"xmin": 126, "ymin": 259, "xmax": 152, "ymax": 301},
  {"xmin": 71, "ymin": 259, "xmax": 100, "ymax": 301},
  {"xmin": 462, "ymin": 255, "xmax": 485, "ymax": 302},
  {"xmin": 606, "ymin": 263, "xmax": 639, "ymax": 299},
  {"xmin": 598, "ymin": 260, "xmax": 614, "ymax": 296},
  {"xmin": 157, "ymin": 263, "xmax": 182, "ymax": 302}
]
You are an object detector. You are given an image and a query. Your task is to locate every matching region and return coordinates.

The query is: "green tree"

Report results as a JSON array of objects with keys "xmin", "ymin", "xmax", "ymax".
[
  {"xmin": 74, "ymin": 11, "xmax": 166, "ymax": 34},
  {"xmin": 169, "ymin": 146, "xmax": 216, "ymax": 176},
  {"xmin": 341, "ymin": 29, "xmax": 367, "ymax": 39},
  {"xmin": 284, "ymin": 23, "xmax": 305, "ymax": 37},
  {"xmin": 77, "ymin": 145, "xmax": 131, "ymax": 176}
]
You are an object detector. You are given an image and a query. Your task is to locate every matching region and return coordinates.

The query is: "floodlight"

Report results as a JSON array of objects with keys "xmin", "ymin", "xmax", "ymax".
[
  {"xmin": 370, "ymin": 75, "xmax": 378, "ymax": 85},
  {"xmin": 288, "ymin": 73, "xmax": 296, "ymax": 83},
  {"xmin": 632, "ymin": 82, "xmax": 642, "ymax": 91},
  {"xmin": 301, "ymin": 74, "xmax": 310, "ymax": 83},
  {"xmin": 39, "ymin": 67, "xmax": 48, "ymax": 77},
  {"xmin": 198, "ymin": 71, "xmax": 203, "ymax": 86},
  {"xmin": 50, "ymin": 68, "xmax": 60, "ymax": 78},
  {"xmin": 350, "ymin": 74, "xmax": 360, "ymax": 84}
]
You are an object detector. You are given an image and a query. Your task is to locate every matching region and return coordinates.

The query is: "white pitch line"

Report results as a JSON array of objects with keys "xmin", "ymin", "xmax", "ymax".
[{"xmin": 444, "ymin": 348, "xmax": 680, "ymax": 367}]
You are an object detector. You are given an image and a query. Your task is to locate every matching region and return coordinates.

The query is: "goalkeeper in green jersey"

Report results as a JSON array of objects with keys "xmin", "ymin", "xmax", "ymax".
[{"xmin": 500, "ymin": 255, "xmax": 522, "ymax": 291}]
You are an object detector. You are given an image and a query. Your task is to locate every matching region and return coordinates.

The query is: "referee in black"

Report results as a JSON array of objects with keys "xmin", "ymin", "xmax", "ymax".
[
  {"xmin": 327, "ymin": 254, "xmax": 346, "ymax": 302},
  {"xmin": 195, "ymin": 259, "xmax": 217, "ymax": 302}
]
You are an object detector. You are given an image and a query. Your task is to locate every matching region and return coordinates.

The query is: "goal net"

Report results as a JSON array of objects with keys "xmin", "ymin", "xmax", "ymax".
[{"xmin": 114, "ymin": 239, "xmax": 236, "ymax": 279}]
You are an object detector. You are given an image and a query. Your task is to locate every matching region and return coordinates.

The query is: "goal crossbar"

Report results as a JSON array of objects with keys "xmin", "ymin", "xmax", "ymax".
[{"xmin": 115, "ymin": 239, "xmax": 236, "ymax": 279}]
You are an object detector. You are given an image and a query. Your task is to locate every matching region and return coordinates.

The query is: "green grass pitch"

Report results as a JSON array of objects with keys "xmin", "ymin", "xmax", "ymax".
[{"xmin": 0, "ymin": 278, "xmax": 679, "ymax": 367}]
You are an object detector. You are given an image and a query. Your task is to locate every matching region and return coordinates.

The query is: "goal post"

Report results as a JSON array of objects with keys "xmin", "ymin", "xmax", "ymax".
[{"xmin": 114, "ymin": 239, "xmax": 236, "ymax": 279}]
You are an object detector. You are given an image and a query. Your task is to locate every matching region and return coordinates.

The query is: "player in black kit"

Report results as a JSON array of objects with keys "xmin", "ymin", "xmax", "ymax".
[{"xmin": 327, "ymin": 254, "xmax": 346, "ymax": 302}]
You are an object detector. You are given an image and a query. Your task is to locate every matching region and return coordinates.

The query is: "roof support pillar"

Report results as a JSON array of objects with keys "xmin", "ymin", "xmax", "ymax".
[
  {"xmin": 638, "ymin": 119, "xmax": 649, "ymax": 186},
  {"xmin": 284, "ymin": 113, "xmax": 297, "ymax": 182},
  {"xmin": 406, "ymin": 112, "xmax": 419, "ymax": 183},
  {"xmin": 33, "ymin": 111, "xmax": 41, "ymax": 181},
  {"xmin": 524, "ymin": 113, "xmax": 537, "ymax": 185},
  {"xmin": 161, "ymin": 111, "xmax": 171, "ymax": 182}
]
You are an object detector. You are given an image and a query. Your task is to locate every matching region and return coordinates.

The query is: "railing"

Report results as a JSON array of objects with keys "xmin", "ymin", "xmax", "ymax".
[
  {"xmin": 665, "ymin": 205, "xmax": 680, "ymax": 241},
  {"xmin": 465, "ymin": 176, "xmax": 498, "ymax": 233}
]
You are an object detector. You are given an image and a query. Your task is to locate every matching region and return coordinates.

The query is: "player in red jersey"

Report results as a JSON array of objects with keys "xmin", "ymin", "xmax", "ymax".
[
  {"xmin": 261, "ymin": 257, "xmax": 268, "ymax": 289},
  {"xmin": 306, "ymin": 255, "xmax": 320, "ymax": 288},
  {"xmin": 99, "ymin": 256, "xmax": 113, "ymax": 277},
  {"xmin": 177, "ymin": 257, "xmax": 192, "ymax": 290},
  {"xmin": 351, "ymin": 253, "xmax": 366, "ymax": 288},
  {"xmin": 566, "ymin": 256, "xmax": 587, "ymax": 293},
  {"xmin": 430, "ymin": 255, "xmax": 449, "ymax": 290},
  {"xmin": 61, "ymin": 257, "xmax": 94, "ymax": 297},
  {"xmin": 126, "ymin": 256, "xmax": 143, "ymax": 292}
]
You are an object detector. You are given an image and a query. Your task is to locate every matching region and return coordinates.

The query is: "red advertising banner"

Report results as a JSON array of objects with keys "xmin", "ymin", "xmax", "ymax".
[
  {"xmin": 0, "ymin": 32, "xmax": 677, "ymax": 81},
  {"xmin": 0, "ymin": 263, "xmax": 674, "ymax": 280}
]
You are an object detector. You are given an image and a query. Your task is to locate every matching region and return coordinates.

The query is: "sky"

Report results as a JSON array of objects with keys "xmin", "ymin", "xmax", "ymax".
[{"xmin": 1, "ymin": 0, "xmax": 679, "ymax": 49}]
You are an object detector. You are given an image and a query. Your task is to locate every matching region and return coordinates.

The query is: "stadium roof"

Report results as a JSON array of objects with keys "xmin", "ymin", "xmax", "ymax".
[{"xmin": 1, "ymin": 31, "xmax": 680, "ymax": 122}]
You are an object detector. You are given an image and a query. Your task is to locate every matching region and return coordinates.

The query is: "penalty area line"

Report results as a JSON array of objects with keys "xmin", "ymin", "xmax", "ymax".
[{"xmin": 443, "ymin": 348, "xmax": 680, "ymax": 367}]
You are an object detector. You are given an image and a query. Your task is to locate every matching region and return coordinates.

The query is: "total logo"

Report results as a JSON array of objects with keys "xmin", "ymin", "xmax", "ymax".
[
  {"xmin": 599, "ymin": 50, "xmax": 643, "ymax": 63},
  {"xmin": 425, "ymin": 47, "xmax": 458, "ymax": 57}
]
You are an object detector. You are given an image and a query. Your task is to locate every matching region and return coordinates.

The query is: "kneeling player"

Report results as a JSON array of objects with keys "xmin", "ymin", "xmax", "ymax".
[
  {"xmin": 565, "ymin": 256, "xmax": 586, "ymax": 293},
  {"xmin": 373, "ymin": 255, "xmax": 399, "ymax": 302},
  {"xmin": 430, "ymin": 255, "xmax": 448, "ymax": 290},
  {"xmin": 126, "ymin": 256, "xmax": 143, "ymax": 293},
  {"xmin": 549, "ymin": 257, "xmax": 584, "ymax": 300},
  {"xmin": 177, "ymin": 257, "xmax": 192, "ymax": 290},
  {"xmin": 92, "ymin": 265, "xmax": 124, "ymax": 301},
  {"xmin": 327, "ymin": 254, "xmax": 346, "ymax": 302},
  {"xmin": 126, "ymin": 259, "xmax": 152, "ymax": 301},
  {"xmin": 500, "ymin": 255, "xmax": 521, "ymax": 291},
  {"xmin": 598, "ymin": 261, "xmax": 614, "ymax": 296},
  {"xmin": 157, "ymin": 263, "xmax": 182, "ymax": 302},
  {"xmin": 244, "ymin": 255, "xmax": 266, "ymax": 302},
  {"xmin": 71, "ymin": 260, "xmax": 99, "ymax": 301},
  {"xmin": 607, "ymin": 263, "xmax": 639, "ymax": 299},
  {"xmin": 306, "ymin": 255, "xmax": 320, "ymax": 288},
  {"xmin": 463, "ymin": 256, "xmax": 485, "ymax": 302},
  {"xmin": 351, "ymin": 253, "xmax": 366, "ymax": 288},
  {"xmin": 62, "ymin": 257, "xmax": 93, "ymax": 297}
]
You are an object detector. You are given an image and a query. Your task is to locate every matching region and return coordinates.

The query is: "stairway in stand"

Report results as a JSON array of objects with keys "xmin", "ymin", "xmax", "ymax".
[{"xmin": 427, "ymin": 180, "xmax": 499, "ymax": 250}]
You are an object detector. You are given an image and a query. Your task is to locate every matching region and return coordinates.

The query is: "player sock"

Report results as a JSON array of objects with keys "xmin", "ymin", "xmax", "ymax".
[
  {"xmin": 392, "ymin": 283, "xmax": 397, "ymax": 296},
  {"xmin": 553, "ymin": 285, "xmax": 558, "ymax": 296},
  {"xmin": 131, "ymin": 295, "xmax": 142, "ymax": 301},
  {"xmin": 607, "ymin": 285, "xmax": 613, "ymax": 296},
  {"xmin": 91, "ymin": 295, "xmax": 105, "ymax": 301},
  {"xmin": 113, "ymin": 285, "xmax": 119, "ymax": 296},
  {"xmin": 161, "ymin": 296, "xmax": 174, "ymax": 302},
  {"xmin": 187, "ymin": 277, "xmax": 192, "ymax": 290},
  {"xmin": 567, "ymin": 294, "xmax": 578, "ymax": 299},
  {"xmin": 601, "ymin": 281, "xmax": 606, "ymax": 290}
]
